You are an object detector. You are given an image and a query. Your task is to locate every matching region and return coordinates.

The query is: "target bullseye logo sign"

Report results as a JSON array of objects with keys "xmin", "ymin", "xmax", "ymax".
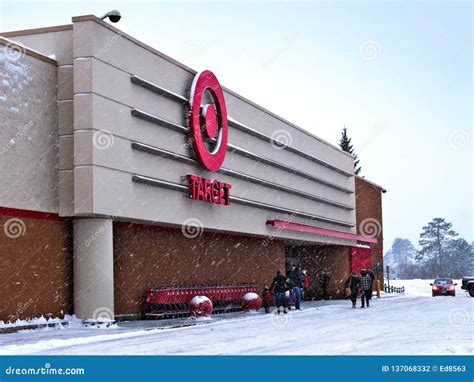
[
  {"xmin": 188, "ymin": 70, "xmax": 228, "ymax": 171},
  {"xmin": 187, "ymin": 70, "xmax": 231, "ymax": 206}
]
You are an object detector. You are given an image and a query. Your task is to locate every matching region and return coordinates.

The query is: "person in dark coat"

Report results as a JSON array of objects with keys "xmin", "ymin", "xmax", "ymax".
[
  {"xmin": 319, "ymin": 270, "xmax": 331, "ymax": 300},
  {"xmin": 359, "ymin": 269, "xmax": 372, "ymax": 308},
  {"xmin": 367, "ymin": 268, "xmax": 375, "ymax": 299},
  {"xmin": 271, "ymin": 271, "xmax": 289, "ymax": 314},
  {"xmin": 261, "ymin": 285, "xmax": 273, "ymax": 314},
  {"xmin": 344, "ymin": 272, "xmax": 360, "ymax": 309},
  {"xmin": 287, "ymin": 265, "xmax": 303, "ymax": 310}
]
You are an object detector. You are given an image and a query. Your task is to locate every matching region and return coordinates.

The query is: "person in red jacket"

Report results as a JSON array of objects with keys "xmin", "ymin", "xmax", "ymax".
[
  {"xmin": 261, "ymin": 285, "xmax": 273, "ymax": 313},
  {"xmin": 303, "ymin": 270, "xmax": 310, "ymax": 289},
  {"xmin": 302, "ymin": 269, "xmax": 310, "ymax": 300}
]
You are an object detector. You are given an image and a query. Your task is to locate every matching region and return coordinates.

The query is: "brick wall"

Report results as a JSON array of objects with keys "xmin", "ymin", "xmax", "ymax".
[
  {"xmin": 299, "ymin": 245, "xmax": 351, "ymax": 299},
  {"xmin": 355, "ymin": 177, "xmax": 385, "ymax": 279},
  {"xmin": 113, "ymin": 223, "xmax": 285, "ymax": 317},
  {"xmin": 0, "ymin": 211, "xmax": 72, "ymax": 322}
]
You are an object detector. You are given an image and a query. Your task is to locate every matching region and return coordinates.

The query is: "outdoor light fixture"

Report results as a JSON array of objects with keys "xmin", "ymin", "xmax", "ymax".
[{"xmin": 100, "ymin": 10, "xmax": 121, "ymax": 23}]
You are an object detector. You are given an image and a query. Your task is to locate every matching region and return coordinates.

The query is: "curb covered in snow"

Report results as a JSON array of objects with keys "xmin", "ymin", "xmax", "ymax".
[{"xmin": 0, "ymin": 322, "xmax": 69, "ymax": 334}]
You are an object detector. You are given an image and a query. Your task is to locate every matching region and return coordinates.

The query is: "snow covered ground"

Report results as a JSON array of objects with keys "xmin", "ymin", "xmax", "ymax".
[{"xmin": 0, "ymin": 279, "xmax": 471, "ymax": 355}]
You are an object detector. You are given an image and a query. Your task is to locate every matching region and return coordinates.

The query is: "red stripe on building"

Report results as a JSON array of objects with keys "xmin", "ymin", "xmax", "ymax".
[
  {"xmin": 266, "ymin": 219, "xmax": 377, "ymax": 243},
  {"xmin": 0, "ymin": 206, "xmax": 59, "ymax": 221}
]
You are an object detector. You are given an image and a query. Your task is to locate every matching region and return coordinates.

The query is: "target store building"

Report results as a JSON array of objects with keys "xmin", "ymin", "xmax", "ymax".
[{"xmin": 0, "ymin": 15, "xmax": 385, "ymax": 322}]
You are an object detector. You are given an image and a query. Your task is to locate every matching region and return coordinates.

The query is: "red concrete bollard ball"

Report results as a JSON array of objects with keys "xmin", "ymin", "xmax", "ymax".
[
  {"xmin": 189, "ymin": 296, "xmax": 213, "ymax": 317},
  {"xmin": 242, "ymin": 292, "xmax": 262, "ymax": 311}
]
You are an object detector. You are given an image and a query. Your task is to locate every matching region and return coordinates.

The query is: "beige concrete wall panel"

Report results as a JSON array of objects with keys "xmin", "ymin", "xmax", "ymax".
[
  {"xmin": 72, "ymin": 19, "xmax": 353, "ymax": 174},
  {"xmin": 82, "ymin": 135, "xmax": 354, "ymax": 224},
  {"xmin": 58, "ymin": 135, "xmax": 74, "ymax": 170},
  {"xmin": 72, "ymin": 90, "xmax": 354, "ymax": 207},
  {"xmin": 57, "ymin": 66, "xmax": 73, "ymax": 100},
  {"xmin": 58, "ymin": 100, "xmax": 74, "ymax": 135},
  {"xmin": 1, "ymin": 29, "xmax": 73, "ymax": 65},
  {"xmin": 86, "ymin": 166, "xmax": 355, "ymax": 245},
  {"xmin": 58, "ymin": 170, "xmax": 74, "ymax": 216},
  {"xmin": 0, "ymin": 48, "xmax": 58, "ymax": 212},
  {"xmin": 73, "ymin": 165, "xmax": 93, "ymax": 215}
]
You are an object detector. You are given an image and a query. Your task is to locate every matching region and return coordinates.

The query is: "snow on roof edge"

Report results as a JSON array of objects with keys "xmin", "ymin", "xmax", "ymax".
[{"xmin": 356, "ymin": 175, "xmax": 387, "ymax": 193}]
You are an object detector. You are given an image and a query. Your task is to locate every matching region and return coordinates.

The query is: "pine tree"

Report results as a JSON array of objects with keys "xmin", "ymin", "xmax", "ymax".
[
  {"xmin": 339, "ymin": 126, "xmax": 361, "ymax": 175},
  {"xmin": 416, "ymin": 218, "xmax": 458, "ymax": 276},
  {"xmin": 384, "ymin": 238, "xmax": 417, "ymax": 278},
  {"xmin": 445, "ymin": 238, "xmax": 472, "ymax": 277}
]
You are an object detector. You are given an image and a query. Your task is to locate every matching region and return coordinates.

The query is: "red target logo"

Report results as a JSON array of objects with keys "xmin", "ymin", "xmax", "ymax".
[{"xmin": 188, "ymin": 70, "xmax": 228, "ymax": 172}]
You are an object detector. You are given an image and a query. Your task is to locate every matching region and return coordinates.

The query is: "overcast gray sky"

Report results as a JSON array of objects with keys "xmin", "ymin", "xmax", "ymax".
[{"xmin": 1, "ymin": 0, "xmax": 472, "ymax": 250}]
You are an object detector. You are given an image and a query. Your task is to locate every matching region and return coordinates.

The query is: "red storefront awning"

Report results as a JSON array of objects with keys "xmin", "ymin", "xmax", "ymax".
[{"xmin": 266, "ymin": 219, "xmax": 377, "ymax": 244}]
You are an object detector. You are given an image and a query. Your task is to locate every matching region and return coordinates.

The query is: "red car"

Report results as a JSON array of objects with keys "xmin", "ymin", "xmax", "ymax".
[{"xmin": 430, "ymin": 278, "xmax": 457, "ymax": 297}]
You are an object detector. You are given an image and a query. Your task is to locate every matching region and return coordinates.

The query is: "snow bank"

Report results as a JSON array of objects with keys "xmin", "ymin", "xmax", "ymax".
[
  {"xmin": 0, "ymin": 314, "xmax": 80, "ymax": 329},
  {"xmin": 0, "ymin": 280, "xmax": 471, "ymax": 355}
]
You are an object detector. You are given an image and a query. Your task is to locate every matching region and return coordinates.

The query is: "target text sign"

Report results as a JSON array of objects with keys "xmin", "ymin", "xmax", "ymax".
[{"xmin": 187, "ymin": 70, "xmax": 231, "ymax": 205}]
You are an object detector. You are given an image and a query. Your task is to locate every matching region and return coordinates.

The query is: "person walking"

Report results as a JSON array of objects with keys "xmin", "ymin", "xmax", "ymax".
[
  {"xmin": 359, "ymin": 268, "xmax": 372, "ymax": 308},
  {"xmin": 261, "ymin": 285, "xmax": 273, "ymax": 314},
  {"xmin": 271, "ymin": 271, "xmax": 289, "ymax": 314},
  {"xmin": 344, "ymin": 272, "xmax": 360, "ymax": 309},
  {"xmin": 288, "ymin": 265, "xmax": 303, "ymax": 310},
  {"xmin": 303, "ymin": 270, "xmax": 309, "ymax": 290},
  {"xmin": 302, "ymin": 269, "xmax": 310, "ymax": 300},
  {"xmin": 367, "ymin": 268, "xmax": 375, "ymax": 299},
  {"xmin": 319, "ymin": 270, "xmax": 331, "ymax": 300}
]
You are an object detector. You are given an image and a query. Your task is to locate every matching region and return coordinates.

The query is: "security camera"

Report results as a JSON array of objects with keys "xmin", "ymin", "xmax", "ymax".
[{"xmin": 100, "ymin": 10, "xmax": 121, "ymax": 23}]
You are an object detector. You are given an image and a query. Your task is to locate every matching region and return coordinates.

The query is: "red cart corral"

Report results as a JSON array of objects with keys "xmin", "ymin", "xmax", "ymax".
[{"xmin": 145, "ymin": 283, "xmax": 257, "ymax": 319}]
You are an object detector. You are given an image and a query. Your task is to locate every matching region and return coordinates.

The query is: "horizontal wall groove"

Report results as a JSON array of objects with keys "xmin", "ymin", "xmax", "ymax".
[
  {"xmin": 130, "ymin": 74, "xmax": 354, "ymax": 177},
  {"xmin": 131, "ymin": 75, "xmax": 188, "ymax": 104},
  {"xmin": 131, "ymin": 108, "xmax": 353, "ymax": 194},
  {"xmin": 131, "ymin": 174, "xmax": 354, "ymax": 228},
  {"xmin": 131, "ymin": 141, "xmax": 354, "ymax": 211}
]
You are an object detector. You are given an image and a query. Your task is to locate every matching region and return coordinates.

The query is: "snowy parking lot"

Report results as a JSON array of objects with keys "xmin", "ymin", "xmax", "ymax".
[{"xmin": 0, "ymin": 279, "xmax": 471, "ymax": 355}]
